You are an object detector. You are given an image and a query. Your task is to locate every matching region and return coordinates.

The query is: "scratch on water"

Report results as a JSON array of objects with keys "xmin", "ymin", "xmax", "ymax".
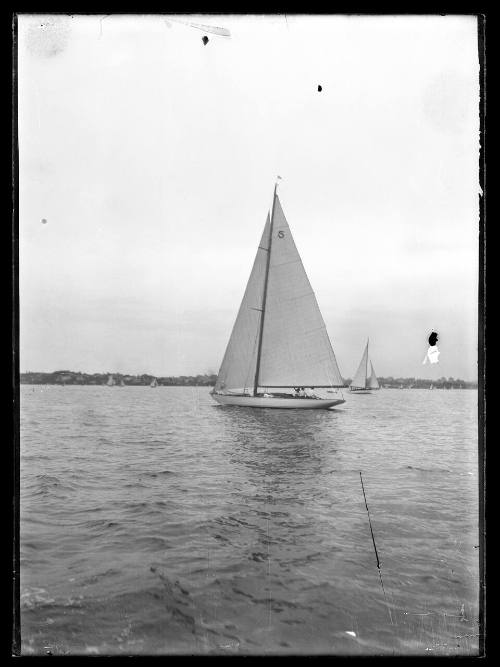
[{"xmin": 267, "ymin": 517, "xmax": 272, "ymax": 628}]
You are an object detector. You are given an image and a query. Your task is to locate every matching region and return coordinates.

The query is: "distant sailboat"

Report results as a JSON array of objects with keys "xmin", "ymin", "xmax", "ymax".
[
  {"xmin": 429, "ymin": 383, "xmax": 434, "ymax": 390},
  {"xmin": 211, "ymin": 180, "xmax": 345, "ymax": 409},
  {"xmin": 150, "ymin": 378, "xmax": 158, "ymax": 388},
  {"xmin": 349, "ymin": 340, "xmax": 380, "ymax": 393},
  {"xmin": 107, "ymin": 374, "xmax": 115, "ymax": 386},
  {"xmin": 120, "ymin": 379, "xmax": 125, "ymax": 387}
]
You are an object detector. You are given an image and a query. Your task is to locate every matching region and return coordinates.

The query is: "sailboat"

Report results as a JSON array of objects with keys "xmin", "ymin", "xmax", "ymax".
[
  {"xmin": 150, "ymin": 378, "xmax": 158, "ymax": 388},
  {"xmin": 120, "ymin": 379, "xmax": 125, "ymax": 387},
  {"xmin": 107, "ymin": 374, "xmax": 115, "ymax": 386},
  {"xmin": 349, "ymin": 340, "xmax": 380, "ymax": 393},
  {"xmin": 211, "ymin": 181, "xmax": 345, "ymax": 409},
  {"xmin": 429, "ymin": 383, "xmax": 434, "ymax": 390}
]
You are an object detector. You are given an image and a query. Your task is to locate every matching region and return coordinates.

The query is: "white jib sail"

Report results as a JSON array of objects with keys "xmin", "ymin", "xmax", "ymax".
[
  {"xmin": 214, "ymin": 216, "xmax": 270, "ymax": 393},
  {"xmin": 367, "ymin": 361, "xmax": 380, "ymax": 389},
  {"xmin": 351, "ymin": 342, "xmax": 369, "ymax": 389},
  {"xmin": 258, "ymin": 196, "xmax": 344, "ymax": 389}
]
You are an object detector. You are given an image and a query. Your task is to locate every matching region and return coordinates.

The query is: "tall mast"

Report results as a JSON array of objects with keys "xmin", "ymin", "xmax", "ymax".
[{"xmin": 253, "ymin": 181, "xmax": 278, "ymax": 396}]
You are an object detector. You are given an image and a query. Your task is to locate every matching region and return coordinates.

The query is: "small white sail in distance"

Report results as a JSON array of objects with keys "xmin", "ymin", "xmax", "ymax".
[
  {"xmin": 214, "ymin": 196, "xmax": 344, "ymax": 395},
  {"xmin": 350, "ymin": 341, "xmax": 369, "ymax": 389},
  {"xmin": 351, "ymin": 340, "xmax": 380, "ymax": 390}
]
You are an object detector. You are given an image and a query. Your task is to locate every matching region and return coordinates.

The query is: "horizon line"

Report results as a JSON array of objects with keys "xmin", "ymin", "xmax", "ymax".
[{"xmin": 19, "ymin": 369, "xmax": 478, "ymax": 383}]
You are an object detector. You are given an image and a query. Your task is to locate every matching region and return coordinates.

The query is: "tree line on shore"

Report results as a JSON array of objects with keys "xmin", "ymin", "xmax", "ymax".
[
  {"xmin": 20, "ymin": 370, "xmax": 477, "ymax": 389},
  {"xmin": 20, "ymin": 371, "xmax": 218, "ymax": 386},
  {"xmin": 374, "ymin": 377, "xmax": 477, "ymax": 389}
]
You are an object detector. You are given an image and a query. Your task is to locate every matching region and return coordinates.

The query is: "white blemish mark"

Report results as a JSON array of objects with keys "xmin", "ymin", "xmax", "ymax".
[
  {"xmin": 99, "ymin": 15, "xmax": 111, "ymax": 39},
  {"xmin": 345, "ymin": 631, "xmax": 356, "ymax": 637},
  {"xmin": 168, "ymin": 17, "xmax": 231, "ymax": 38},
  {"xmin": 422, "ymin": 345, "xmax": 440, "ymax": 364},
  {"xmin": 85, "ymin": 646, "xmax": 100, "ymax": 654}
]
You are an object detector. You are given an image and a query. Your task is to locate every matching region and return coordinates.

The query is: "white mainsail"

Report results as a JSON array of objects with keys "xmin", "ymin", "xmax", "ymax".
[
  {"xmin": 214, "ymin": 195, "xmax": 344, "ymax": 394},
  {"xmin": 351, "ymin": 341, "xmax": 369, "ymax": 389},
  {"xmin": 367, "ymin": 361, "xmax": 380, "ymax": 389},
  {"xmin": 107, "ymin": 374, "xmax": 115, "ymax": 386}
]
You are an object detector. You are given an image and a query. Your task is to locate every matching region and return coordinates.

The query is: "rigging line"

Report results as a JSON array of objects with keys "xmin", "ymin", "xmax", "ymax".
[
  {"xmin": 299, "ymin": 325, "xmax": 330, "ymax": 335},
  {"xmin": 285, "ymin": 291, "xmax": 316, "ymax": 302},
  {"xmin": 272, "ymin": 258, "xmax": 302, "ymax": 267},
  {"xmin": 359, "ymin": 471, "xmax": 394, "ymax": 626}
]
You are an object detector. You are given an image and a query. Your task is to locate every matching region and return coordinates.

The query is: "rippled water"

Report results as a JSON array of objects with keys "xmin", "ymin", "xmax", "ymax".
[{"xmin": 20, "ymin": 385, "xmax": 479, "ymax": 655}]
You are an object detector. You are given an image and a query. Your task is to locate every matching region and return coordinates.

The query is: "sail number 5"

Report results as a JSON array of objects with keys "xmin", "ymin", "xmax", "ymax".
[{"xmin": 278, "ymin": 231, "xmax": 285, "ymax": 238}]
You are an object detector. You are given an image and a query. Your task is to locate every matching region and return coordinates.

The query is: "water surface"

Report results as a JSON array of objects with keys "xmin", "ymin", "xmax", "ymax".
[{"xmin": 20, "ymin": 386, "xmax": 479, "ymax": 655}]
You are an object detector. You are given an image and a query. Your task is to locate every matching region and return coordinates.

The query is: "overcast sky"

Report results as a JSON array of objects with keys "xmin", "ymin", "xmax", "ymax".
[{"xmin": 18, "ymin": 14, "xmax": 480, "ymax": 380}]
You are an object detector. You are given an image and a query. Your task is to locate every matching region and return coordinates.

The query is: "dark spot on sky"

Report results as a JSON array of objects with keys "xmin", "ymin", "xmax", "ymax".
[
  {"xmin": 41, "ymin": 218, "xmax": 48, "ymax": 224},
  {"xmin": 202, "ymin": 36, "xmax": 209, "ymax": 45},
  {"xmin": 428, "ymin": 331, "xmax": 438, "ymax": 346},
  {"xmin": 318, "ymin": 85, "xmax": 322, "ymax": 92}
]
